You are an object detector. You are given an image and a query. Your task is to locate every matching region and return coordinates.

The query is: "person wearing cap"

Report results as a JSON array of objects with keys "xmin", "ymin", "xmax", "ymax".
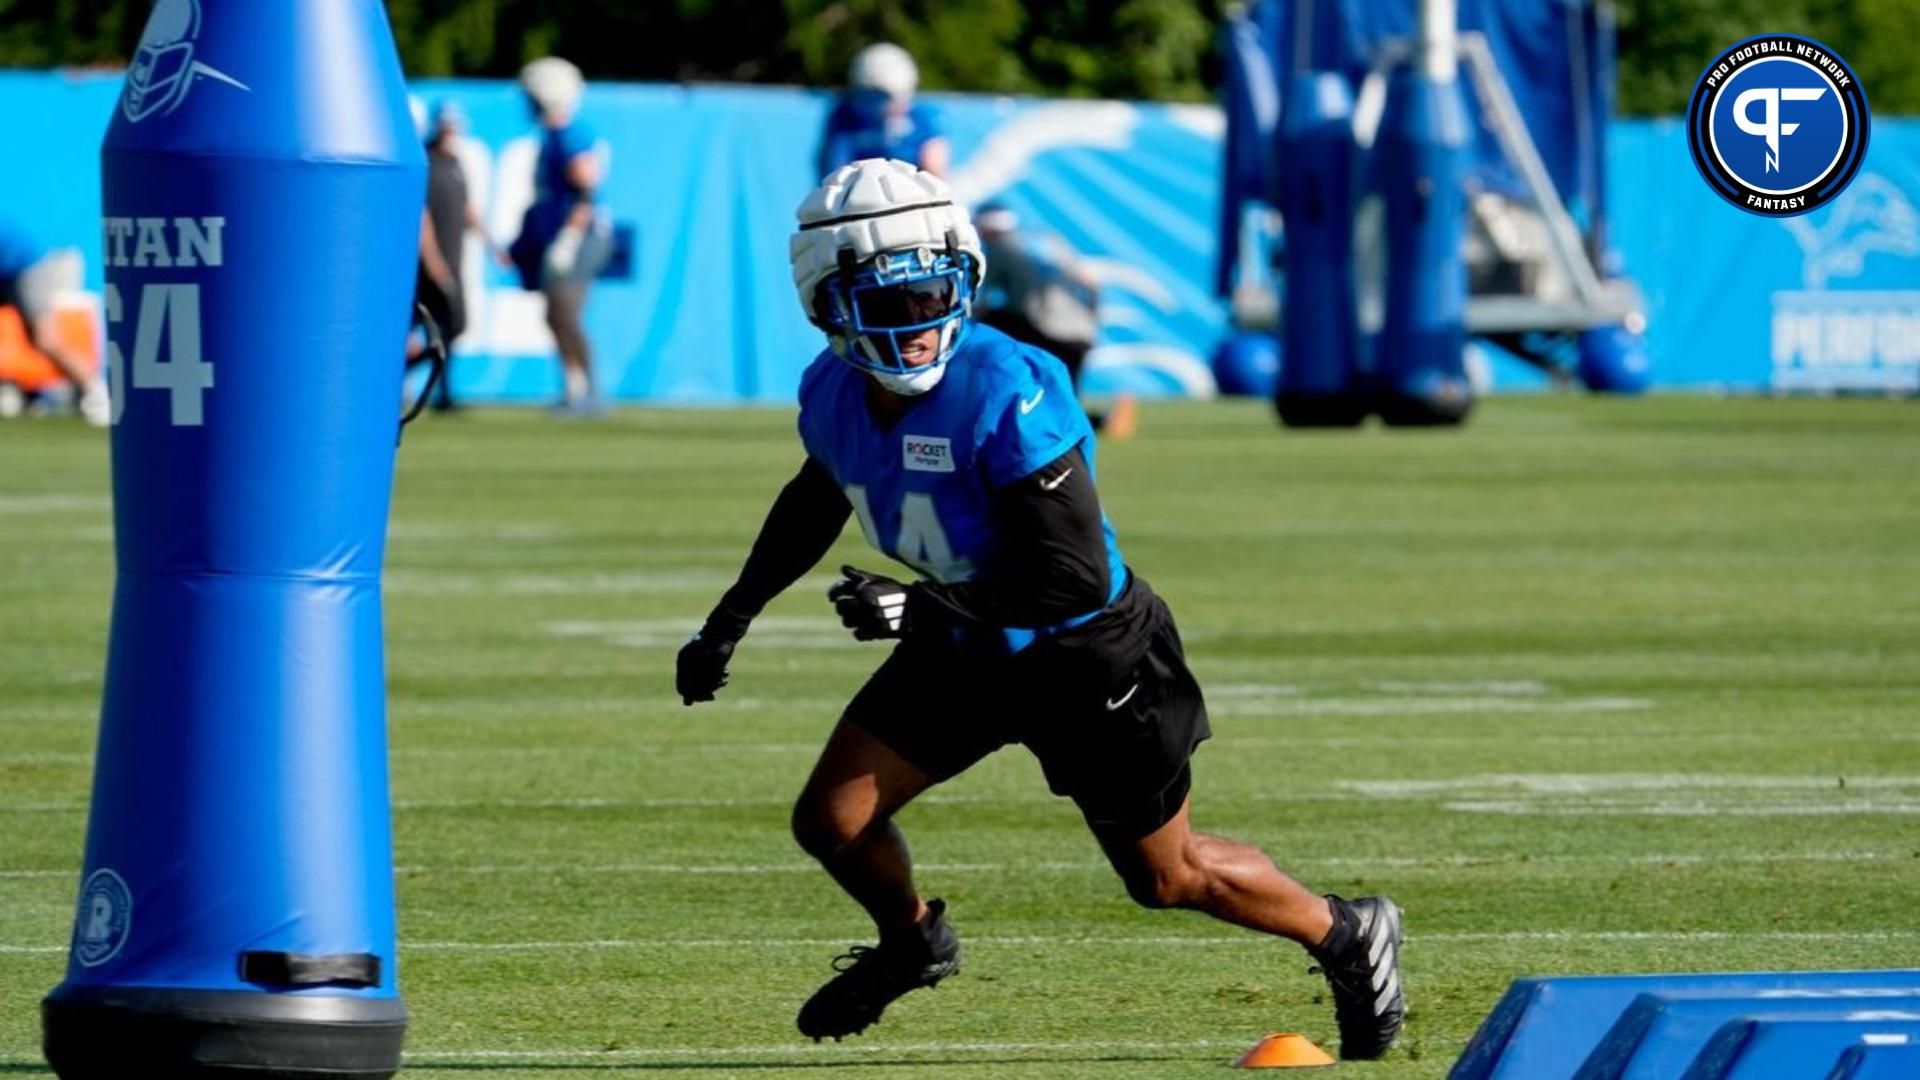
[
  {"xmin": 411, "ymin": 99, "xmax": 496, "ymax": 413},
  {"xmin": 816, "ymin": 43, "xmax": 950, "ymax": 180},
  {"xmin": 974, "ymin": 202, "xmax": 1136, "ymax": 437},
  {"xmin": 509, "ymin": 57, "xmax": 613, "ymax": 416}
]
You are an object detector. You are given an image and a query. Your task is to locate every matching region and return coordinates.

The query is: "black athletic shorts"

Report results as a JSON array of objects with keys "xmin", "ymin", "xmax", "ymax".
[{"xmin": 843, "ymin": 572, "xmax": 1210, "ymax": 839}]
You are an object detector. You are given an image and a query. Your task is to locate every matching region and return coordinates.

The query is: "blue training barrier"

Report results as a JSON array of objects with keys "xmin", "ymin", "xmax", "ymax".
[
  {"xmin": 1683, "ymin": 1014, "xmax": 1920, "ymax": 1080},
  {"xmin": 1824, "ymin": 1043, "xmax": 1920, "ymax": 1080},
  {"xmin": 1451, "ymin": 971, "xmax": 1920, "ymax": 1080},
  {"xmin": 1575, "ymin": 990, "xmax": 1920, "ymax": 1080}
]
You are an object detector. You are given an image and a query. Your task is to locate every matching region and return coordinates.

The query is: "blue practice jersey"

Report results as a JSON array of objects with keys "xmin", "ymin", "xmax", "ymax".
[
  {"xmin": 798, "ymin": 325, "xmax": 1127, "ymax": 652},
  {"xmin": 510, "ymin": 120, "xmax": 598, "ymax": 288},
  {"xmin": 817, "ymin": 98, "xmax": 947, "ymax": 178}
]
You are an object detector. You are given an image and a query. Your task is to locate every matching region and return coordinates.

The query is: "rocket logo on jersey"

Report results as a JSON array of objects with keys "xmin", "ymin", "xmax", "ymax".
[
  {"xmin": 122, "ymin": 0, "xmax": 250, "ymax": 124},
  {"xmin": 72, "ymin": 869, "xmax": 133, "ymax": 968},
  {"xmin": 903, "ymin": 435, "xmax": 955, "ymax": 473}
]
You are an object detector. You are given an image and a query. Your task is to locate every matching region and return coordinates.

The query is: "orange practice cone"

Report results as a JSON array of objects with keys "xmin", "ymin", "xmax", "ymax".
[{"xmin": 1233, "ymin": 1032, "xmax": 1336, "ymax": 1068}]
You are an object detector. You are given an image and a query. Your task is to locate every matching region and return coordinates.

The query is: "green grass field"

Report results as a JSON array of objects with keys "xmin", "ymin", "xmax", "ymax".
[{"xmin": 2, "ymin": 397, "xmax": 1917, "ymax": 1078}]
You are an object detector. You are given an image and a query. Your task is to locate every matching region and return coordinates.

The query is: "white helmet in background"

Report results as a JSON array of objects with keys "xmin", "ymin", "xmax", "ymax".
[
  {"xmin": 520, "ymin": 56, "xmax": 583, "ymax": 118},
  {"xmin": 791, "ymin": 159, "xmax": 986, "ymax": 395},
  {"xmin": 849, "ymin": 43, "xmax": 919, "ymax": 102}
]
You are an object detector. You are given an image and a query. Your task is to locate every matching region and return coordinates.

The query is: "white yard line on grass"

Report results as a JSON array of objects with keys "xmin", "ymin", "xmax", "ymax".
[
  {"xmin": 404, "ymin": 1037, "xmax": 1246, "ymax": 1062},
  {"xmin": 1451, "ymin": 800, "xmax": 1920, "ymax": 816},
  {"xmin": 1336, "ymin": 773, "xmax": 1920, "ymax": 816},
  {"xmin": 9, "ymin": 929, "xmax": 1918, "ymax": 957},
  {"xmin": 389, "ymin": 571, "xmax": 740, "ymax": 596},
  {"xmin": 1342, "ymin": 774, "xmax": 1920, "ymax": 797},
  {"xmin": 392, "ymin": 929, "xmax": 1920, "ymax": 951},
  {"xmin": 546, "ymin": 615, "xmax": 857, "ymax": 648},
  {"xmin": 1214, "ymin": 696, "xmax": 1652, "ymax": 717},
  {"xmin": 0, "ymin": 494, "xmax": 107, "ymax": 513},
  {"xmin": 3, "ymin": 849, "xmax": 1907, "ymax": 881},
  {"xmin": 15, "ymin": 728, "xmax": 1920, "ymax": 772}
]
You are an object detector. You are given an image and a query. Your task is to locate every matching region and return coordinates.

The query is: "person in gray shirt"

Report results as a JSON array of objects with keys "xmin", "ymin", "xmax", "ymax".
[
  {"xmin": 974, "ymin": 203, "xmax": 1135, "ymax": 437},
  {"xmin": 411, "ymin": 100, "xmax": 499, "ymax": 413}
]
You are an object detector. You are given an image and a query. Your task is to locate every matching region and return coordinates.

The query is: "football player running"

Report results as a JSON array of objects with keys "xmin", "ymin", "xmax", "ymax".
[{"xmin": 677, "ymin": 159, "xmax": 1405, "ymax": 1059}]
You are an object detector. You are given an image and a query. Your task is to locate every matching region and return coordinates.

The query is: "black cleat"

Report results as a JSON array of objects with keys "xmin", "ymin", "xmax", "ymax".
[
  {"xmin": 1310, "ymin": 894, "xmax": 1406, "ymax": 1060},
  {"xmin": 797, "ymin": 899, "xmax": 961, "ymax": 1041}
]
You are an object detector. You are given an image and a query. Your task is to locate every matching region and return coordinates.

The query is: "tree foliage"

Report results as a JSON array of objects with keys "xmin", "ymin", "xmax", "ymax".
[
  {"xmin": 1, "ymin": 0, "xmax": 1914, "ymax": 113},
  {"xmin": 1612, "ymin": 0, "xmax": 1920, "ymax": 115}
]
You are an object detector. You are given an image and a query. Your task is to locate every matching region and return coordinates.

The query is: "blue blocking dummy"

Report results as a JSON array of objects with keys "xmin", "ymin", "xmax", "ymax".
[
  {"xmin": 1273, "ymin": 72, "xmax": 1366, "ymax": 427},
  {"xmin": 42, "ymin": 2, "xmax": 422, "ymax": 1077},
  {"xmin": 1373, "ymin": 57, "xmax": 1473, "ymax": 425}
]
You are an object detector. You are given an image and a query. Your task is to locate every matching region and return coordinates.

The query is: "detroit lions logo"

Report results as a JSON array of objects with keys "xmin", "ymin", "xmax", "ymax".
[
  {"xmin": 122, "ymin": 0, "xmax": 249, "ymax": 124},
  {"xmin": 1687, "ymin": 35, "xmax": 1868, "ymax": 218},
  {"xmin": 1781, "ymin": 175, "xmax": 1920, "ymax": 289}
]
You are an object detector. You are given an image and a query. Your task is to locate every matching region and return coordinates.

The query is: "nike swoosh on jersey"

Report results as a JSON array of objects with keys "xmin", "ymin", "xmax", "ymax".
[
  {"xmin": 1041, "ymin": 467, "xmax": 1073, "ymax": 491},
  {"xmin": 1105, "ymin": 683, "xmax": 1139, "ymax": 711},
  {"xmin": 1019, "ymin": 389, "xmax": 1046, "ymax": 415}
]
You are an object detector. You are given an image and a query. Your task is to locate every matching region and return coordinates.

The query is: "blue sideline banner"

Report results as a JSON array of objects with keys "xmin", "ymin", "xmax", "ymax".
[
  {"xmin": 1610, "ymin": 120, "xmax": 1920, "ymax": 393},
  {"xmin": 0, "ymin": 69, "xmax": 1915, "ymax": 401}
]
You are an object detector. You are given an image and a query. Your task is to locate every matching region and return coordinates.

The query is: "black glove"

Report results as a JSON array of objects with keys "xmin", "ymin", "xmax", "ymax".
[
  {"xmin": 676, "ymin": 606, "xmax": 751, "ymax": 706},
  {"xmin": 828, "ymin": 565, "xmax": 912, "ymax": 641}
]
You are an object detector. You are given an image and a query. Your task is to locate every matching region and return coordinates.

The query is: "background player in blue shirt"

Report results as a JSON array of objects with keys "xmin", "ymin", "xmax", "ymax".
[
  {"xmin": 816, "ymin": 44, "xmax": 950, "ymax": 180},
  {"xmin": 676, "ymin": 159, "xmax": 1405, "ymax": 1059},
  {"xmin": 510, "ymin": 57, "xmax": 613, "ymax": 415}
]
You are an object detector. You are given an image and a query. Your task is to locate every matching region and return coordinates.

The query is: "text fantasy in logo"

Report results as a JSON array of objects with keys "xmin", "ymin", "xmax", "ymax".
[{"xmin": 1687, "ymin": 35, "xmax": 1869, "ymax": 218}]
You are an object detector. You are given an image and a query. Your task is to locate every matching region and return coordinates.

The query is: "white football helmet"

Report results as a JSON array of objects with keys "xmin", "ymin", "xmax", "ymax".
[
  {"xmin": 791, "ymin": 159, "xmax": 986, "ymax": 395},
  {"xmin": 849, "ymin": 43, "xmax": 919, "ymax": 102},
  {"xmin": 520, "ymin": 57, "xmax": 583, "ymax": 119}
]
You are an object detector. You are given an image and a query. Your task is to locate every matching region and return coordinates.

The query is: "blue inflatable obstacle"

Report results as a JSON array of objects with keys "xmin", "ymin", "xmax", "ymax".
[
  {"xmin": 1212, "ymin": 329, "xmax": 1283, "ymax": 398},
  {"xmin": 1576, "ymin": 990, "xmax": 1920, "ymax": 1080},
  {"xmin": 1273, "ymin": 71, "xmax": 1367, "ymax": 427},
  {"xmin": 1372, "ymin": 22, "xmax": 1473, "ymax": 426},
  {"xmin": 41, "ymin": 1, "xmax": 422, "ymax": 1078},
  {"xmin": 1577, "ymin": 325, "xmax": 1652, "ymax": 395},
  {"xmin": 1451, "ymin": 970, "xmax": 1920, "ymax": 1080},
  {"xmin": 1684, "ymin": 1014, "xmax": 1920, "ymax": 1080},
  {"xmin": 1216, "ymin": 1, "xmax": 1652, "ymax": 405}
]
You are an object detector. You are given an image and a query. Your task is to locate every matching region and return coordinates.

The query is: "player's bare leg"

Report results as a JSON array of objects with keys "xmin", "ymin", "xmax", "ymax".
[
  {"xmin": 789, "ymin": 720, "xmax": 960, "ymax": 1040},
  {"xmin": 791, "ymin": 720, "xmax": 935, "ymax": 934},
  {"xmin": 1096, "ymin": 794, "xmax": 1333, "ymax": 941},
  {"xmin": 543, "ymin": 281, "xmax": 596, "ymax": 409},
  {"xmin": 1097, "ymin": 795, "xmax": 1406, "ymax": 1059}
]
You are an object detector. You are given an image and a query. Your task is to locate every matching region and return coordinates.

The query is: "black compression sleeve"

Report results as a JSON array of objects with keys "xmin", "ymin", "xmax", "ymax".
[
  {"xmin": 704, "ymin": 457, "xmax": 851, "ymax": 638},
  {"xmin": 915, "ymin": 445, "xmax": 1111, "ymax": 629}
]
